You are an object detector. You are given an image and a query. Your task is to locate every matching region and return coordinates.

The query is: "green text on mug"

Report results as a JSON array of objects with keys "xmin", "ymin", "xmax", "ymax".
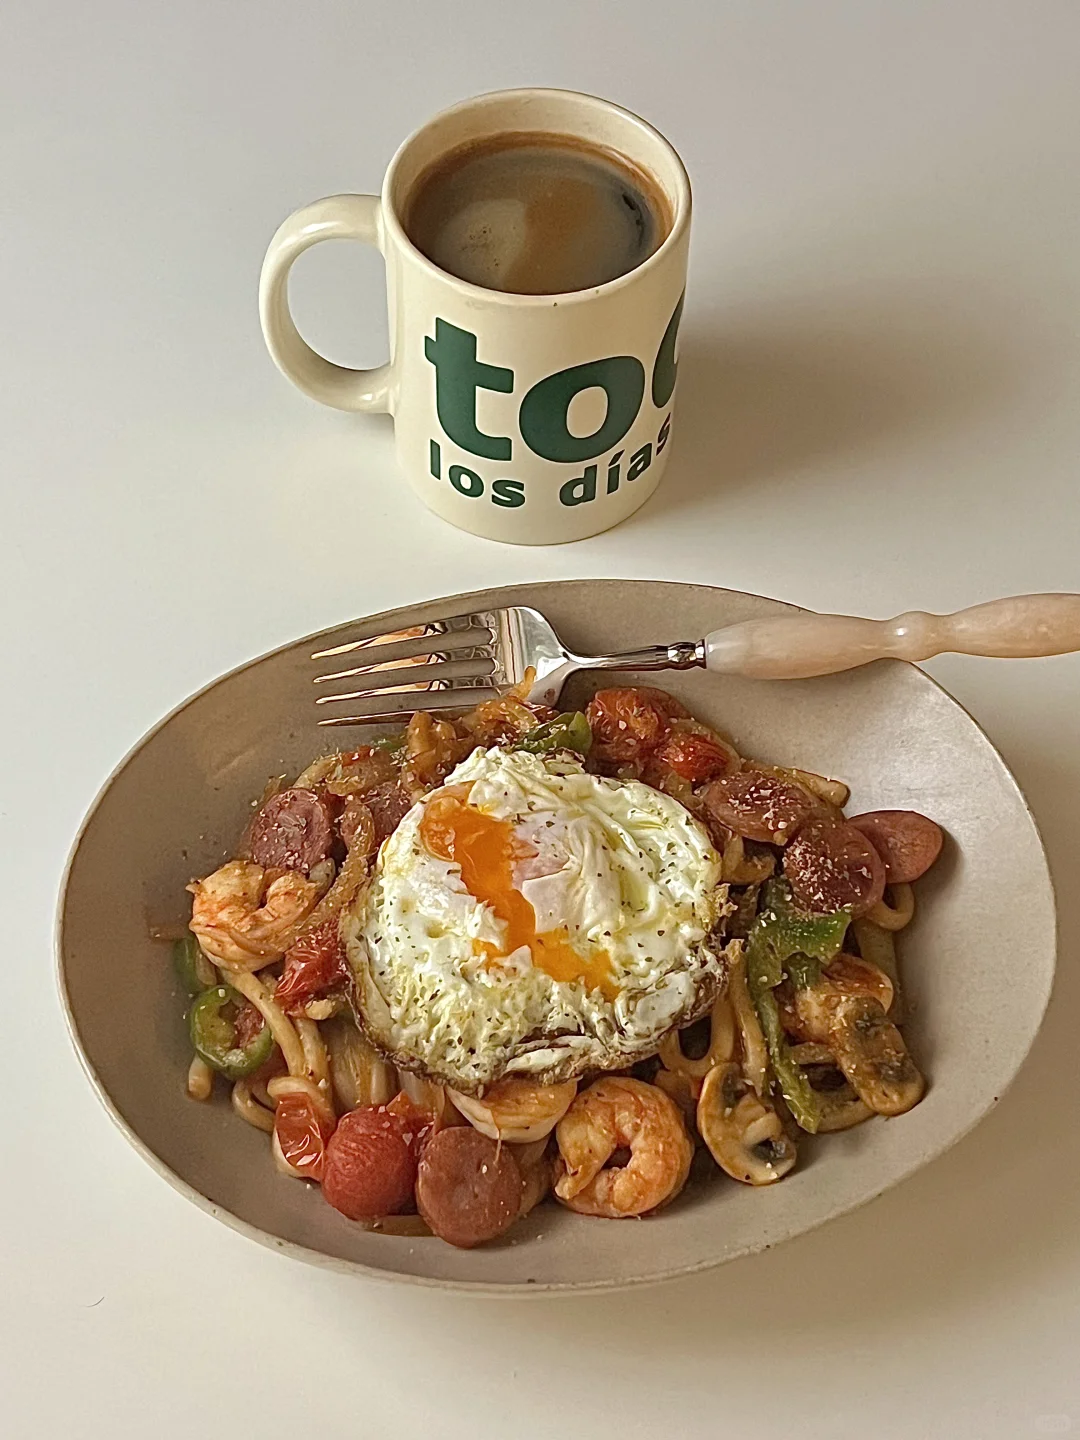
[{"xmin": 423, "ymin": 298, "xmax": 680, "ymax": 509}]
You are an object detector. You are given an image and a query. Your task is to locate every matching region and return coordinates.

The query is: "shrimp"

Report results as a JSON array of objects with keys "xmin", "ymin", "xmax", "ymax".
[
  {"xmin": 449, "ymin": 1077, "xmax": 578, "ymax": 1144},
  {"xmin": 554, "ymin": 1077, "xmax": 693, "ymax": 1218},
  {"xmin": 188, "ymin": 859, "xmax": 324, "ymax": 968}
]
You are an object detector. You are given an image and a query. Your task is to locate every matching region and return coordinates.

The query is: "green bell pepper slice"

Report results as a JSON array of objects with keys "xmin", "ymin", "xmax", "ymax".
[
  {"xmin": 746, "ymin": 879, "xmax": 850, "ymax": 1133},
  {"xmin": 517, "ymin": 711, "xmax": 593, "ymax": 757},
  {"xmin": 189, "ymin": 985, "xmax": 274, "ymax": 1080}
]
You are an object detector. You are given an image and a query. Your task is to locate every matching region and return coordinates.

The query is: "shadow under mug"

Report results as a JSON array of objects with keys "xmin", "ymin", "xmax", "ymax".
[{"xmin": 259, "ymin": 87, "xmax": 691, "ymax": 546}]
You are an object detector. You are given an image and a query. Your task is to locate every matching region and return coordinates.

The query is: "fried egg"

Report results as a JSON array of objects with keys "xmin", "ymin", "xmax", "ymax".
[{"xmin": 342, "ymin": 746, "xmax": 727, "ymax": 1092}]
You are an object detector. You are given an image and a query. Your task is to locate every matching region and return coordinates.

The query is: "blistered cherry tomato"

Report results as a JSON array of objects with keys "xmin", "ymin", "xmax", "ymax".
[
  {"xmin": 322, "ymin": 1096, "xmax": 432, "ymax": 1221},
  {"xmin": 274, "ymin": 1093, "xmax": 336, "ymax": 1181},
  {"xmin": 274, "ymin": 920, "xmax": 348, "ymax": 1015},
  {"xmin": 585, "ymin": 688, "xmax": 681, "ymax": 763},
  {"xmin": 652, "ymin": 727, "xmax": 734, "ymax": 783}
]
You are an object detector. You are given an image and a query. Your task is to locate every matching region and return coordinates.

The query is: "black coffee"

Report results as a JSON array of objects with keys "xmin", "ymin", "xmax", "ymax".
[{"xmin": 403, "ymin": 132, "xmax": 670, "ymax": 295}]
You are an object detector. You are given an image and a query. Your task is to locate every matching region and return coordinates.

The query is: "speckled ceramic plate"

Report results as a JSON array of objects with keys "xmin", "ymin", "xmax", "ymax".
[{"xmin": 57, "ymin": 580, "xmax": 1056, "ymax": 1292}]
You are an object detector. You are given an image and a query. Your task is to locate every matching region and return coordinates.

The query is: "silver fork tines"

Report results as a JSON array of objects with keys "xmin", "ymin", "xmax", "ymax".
[
  {"xmin": 312, "ymin": 614, "xmax": 507, "ymax": 725},
  {"xmin": 314, "ymin": 658, "xmax": 497, "ymax": 704},
  {"xmin": 310, "ymin": 613, "xmax": 491, "ymax": 661}
]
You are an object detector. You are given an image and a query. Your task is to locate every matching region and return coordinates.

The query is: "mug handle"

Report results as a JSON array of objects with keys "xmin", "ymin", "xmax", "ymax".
[{"xmin": 258, "ymin": 194, "xmax": 394, "ymax": 413}]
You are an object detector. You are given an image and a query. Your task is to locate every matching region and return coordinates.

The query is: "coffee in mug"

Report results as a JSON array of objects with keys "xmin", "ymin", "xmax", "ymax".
[
  {"xmin": 259, "ymin": 89, "xmax": 691, "ymax": 545},
  {"xmin": 403, "ymin": 132, "xmax": 672, "ymax": 295}
]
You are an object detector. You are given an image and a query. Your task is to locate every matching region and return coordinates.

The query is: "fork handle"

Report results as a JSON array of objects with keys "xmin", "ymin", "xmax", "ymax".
[{"xmin": 703, "ymin": 594, "xmax": 1080, "ymax": 680}]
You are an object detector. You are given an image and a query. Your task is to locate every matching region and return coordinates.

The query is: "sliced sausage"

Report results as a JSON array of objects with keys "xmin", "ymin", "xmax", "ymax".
[
  {"xmin": 325, "ymin": 745, "xmax": 399, "ymax": 796},
  {"xmin": 363, "ymin": 781, "xmax": 414, "ymax": 845},
  {"xmin": 249, "ymin": 788, "xmax": 334, "ymax": 871},
  {"xmin": 702, "ymin": 767, "xmax": 818, "ymax": 845},
  {"xmin": 416, "ymin": 1126, "xmax": 523, "ymax": 1249},
  {"xmin": 322, "ymin": 1097, "xmax": 430, "ymax": 1221},
  {"xmin": 848, "ymin": 810, "xmax": 944, "ymax": 883},
  {"xmin": 783, "ymin": 818, "xmax": 887, "ymax": 917}
]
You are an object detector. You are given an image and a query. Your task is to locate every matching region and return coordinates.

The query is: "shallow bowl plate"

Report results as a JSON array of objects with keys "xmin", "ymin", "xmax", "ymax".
[{"xmin": 57, "ymin": 580, "xmax": 1056, "ymax": 1292}]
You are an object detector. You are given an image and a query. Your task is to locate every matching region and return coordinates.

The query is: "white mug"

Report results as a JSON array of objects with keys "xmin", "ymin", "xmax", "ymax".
[{"xmin": 259, "ymin": 88, "xmax": 691, "ymax": 546}]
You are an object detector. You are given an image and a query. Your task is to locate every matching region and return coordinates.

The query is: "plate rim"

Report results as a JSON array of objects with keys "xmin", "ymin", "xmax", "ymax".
[{"xmin": 55, "ymin": 578, "xmax": 1058, "ymax": 1294}]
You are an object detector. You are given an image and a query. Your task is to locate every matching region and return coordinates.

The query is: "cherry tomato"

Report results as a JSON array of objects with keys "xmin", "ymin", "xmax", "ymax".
[
  {"xmin": 274, "ymin": 1093, "xmax": 336, "ymax": 1181},
  {"xmin": 322, "ymin": 1096, "xmax": 432, "ymax": 1221},
  {"xmin": 652, "ymin": 727, "xmax": 734, "ymax": 783},
  {"xmin": 275, "ymin": 920, "xmax": 348, "ymax": 1015},
  {"xmin": 585, "ymin": 688, "xmax": 677, "ymax": 763}
]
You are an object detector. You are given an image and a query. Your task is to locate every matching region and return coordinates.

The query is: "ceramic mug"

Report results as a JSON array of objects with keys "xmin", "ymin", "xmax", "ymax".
[{"xmin": 259, "ymin": 88, "xmax": 691, "ymax": 545}]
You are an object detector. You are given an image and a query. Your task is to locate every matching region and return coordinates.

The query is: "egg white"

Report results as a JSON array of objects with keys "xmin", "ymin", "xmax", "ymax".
[{"xmin": 342, "ymin": 746, "xmax": 728, "ymax": 1091}]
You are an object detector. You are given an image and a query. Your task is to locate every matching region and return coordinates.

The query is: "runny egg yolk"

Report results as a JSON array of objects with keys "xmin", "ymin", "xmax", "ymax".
[{"xmin": 419, "ymin": 786, "xmax": 618, "ymax": 1001}]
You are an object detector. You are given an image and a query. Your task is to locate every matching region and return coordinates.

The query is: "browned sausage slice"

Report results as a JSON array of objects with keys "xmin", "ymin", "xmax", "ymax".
[
  {"xmin": 416, "ymin": 1126, "xmax": 523, "ymax": 1249},
  {"xmin": 702, "ymin": 767, "xmax": 818, "ymax": 845},
  {"xmin": 363, "ymin": 781, "xmax": 414, "ymax": 844},
  {"xmin": 783, "ymin": 818, "xmax": 887, "ymax": 916},
  {"xmin": 848, "ymin": 811, "xmax": 943, "ymax": 883},
  {"xmin": 249, "ymin": 788, "xmax": 334, "ymax": 871}
]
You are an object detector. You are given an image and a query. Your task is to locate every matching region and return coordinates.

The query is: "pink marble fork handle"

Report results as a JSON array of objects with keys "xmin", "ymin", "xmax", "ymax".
[{"xmin": 703, "ymin": 594, "xmax": 1080, "ymax": 680}]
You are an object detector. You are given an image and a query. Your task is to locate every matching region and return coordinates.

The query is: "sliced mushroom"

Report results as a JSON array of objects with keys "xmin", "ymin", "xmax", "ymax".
[
  {"xmin": 827, "ymin": 995, "xmax": 925, "ymax": 1116},
  {"xmin": 787, "ymin": 1042, "xmax": 836, "ymax": 1066},
  {"xmin": 799, "ymin": 1060, "xmax": 876, "ymax": 1132},
  {"xmin": 697, "ymin": 1063, "xmax": 797, "ymax": 1186},
  {"xmin": 816, "ymin": 1086, "xmax": 875, "ymax": 1132},
  {"xmin": 720, "ymin": 833, "xmax": 777, "ymax": 885}
]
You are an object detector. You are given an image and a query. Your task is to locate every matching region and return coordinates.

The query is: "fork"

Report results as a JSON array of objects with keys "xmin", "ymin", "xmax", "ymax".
[{"xmin": 311, "ymin": 593, "xmax": 1080, "ymax": 725}]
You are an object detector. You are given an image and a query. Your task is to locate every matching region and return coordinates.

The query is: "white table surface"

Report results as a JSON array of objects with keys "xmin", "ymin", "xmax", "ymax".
[{"xmin": 4, "ymin": 3, "xmax": 1079, "ymax": 1436}]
